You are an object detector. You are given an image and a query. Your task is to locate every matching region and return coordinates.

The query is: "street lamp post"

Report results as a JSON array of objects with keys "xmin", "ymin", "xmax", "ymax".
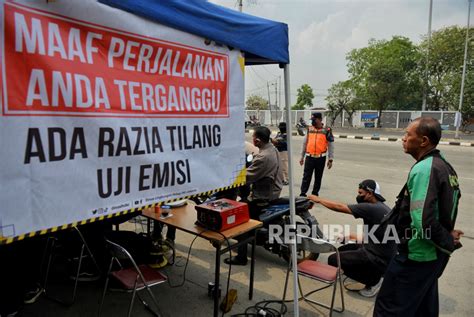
[
  {"xmin": 455, "ymin": 0, "xmax": 472, "ymax": 139},
  {"xmin": 422, "ymin": 0, "xmax": 433, "ymax": 111}
]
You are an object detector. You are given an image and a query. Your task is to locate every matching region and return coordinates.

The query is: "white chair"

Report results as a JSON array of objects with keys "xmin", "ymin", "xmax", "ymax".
[{"xmin": 282, "ymin": 235, "xmax": 344, "ymax": 316}]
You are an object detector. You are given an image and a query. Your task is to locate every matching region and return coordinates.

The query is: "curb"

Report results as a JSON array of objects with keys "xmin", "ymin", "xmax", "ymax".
[
  {"xmin": 246, "ymin": 129, "xmax": 474, "ymax": 147},
  {"xmin": 334, "ymin": 134, "xmax": 474, "ymax": 147}
]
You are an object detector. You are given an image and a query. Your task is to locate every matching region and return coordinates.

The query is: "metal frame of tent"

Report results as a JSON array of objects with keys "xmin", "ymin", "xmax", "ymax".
[{"xmin": 98, "ymin": 1, "xmax": 302, "ymax": 314}]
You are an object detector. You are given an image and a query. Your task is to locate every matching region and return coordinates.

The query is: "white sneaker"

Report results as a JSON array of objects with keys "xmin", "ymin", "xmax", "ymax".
[
  {"xmin": 24, "ymin": 286, "xmax": 44, "ymax": 304},
  {"xmin": 359, "ymin": 278, "xmax": 383, "ymax": 298}
]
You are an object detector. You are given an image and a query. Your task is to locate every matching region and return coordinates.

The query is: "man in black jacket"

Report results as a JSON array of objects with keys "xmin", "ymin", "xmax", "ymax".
[{"xmin": 374, "ymin": 117, "xmax": 463, "ymax": 316}]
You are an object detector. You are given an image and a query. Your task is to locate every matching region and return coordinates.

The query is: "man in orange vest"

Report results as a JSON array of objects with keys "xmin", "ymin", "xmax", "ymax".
[{"xmin": 299, "ymin": 112, "xmax": 334, "ymax": 196}]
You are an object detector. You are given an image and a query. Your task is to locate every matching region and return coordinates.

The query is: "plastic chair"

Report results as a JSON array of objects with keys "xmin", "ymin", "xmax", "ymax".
[
  {"xmin": 282, "ymin": 235, "xmax": 344, "ymax": 316},
  {"xmin": 42, "ymin": 226, "xmax": 101, "ymax": 305},
  {"xmin": 99, "ymin": 239, "xmax": 167, "ymax": 317}
]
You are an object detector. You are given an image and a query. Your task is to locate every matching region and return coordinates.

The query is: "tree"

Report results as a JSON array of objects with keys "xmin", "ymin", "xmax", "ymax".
[
  {"xmin": 292, "ymin": 84, "xmax": 314, "ymax": 110},
  {"xmin": 460, "ymin": 70, "xmax": 474, "ymax": 121},
  {"xmin": 325, "ymin": 80, "xmax": 359, "ymax": 126},
  {"xmin": 347, "ymin": 36, "xmax": 422, "ymax": 126},
  {"xmin": 246, "ymin": 94, "xmax": 268, "ymax": 110},
  {"xmin": 419, "ymin": 26, "xmax": 474, "ymax": 112}
]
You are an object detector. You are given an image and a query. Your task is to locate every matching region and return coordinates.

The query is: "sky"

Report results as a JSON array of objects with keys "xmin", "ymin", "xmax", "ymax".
[{"xmin": 210, "ymin": 0, "xmax": 470, "ymax": 107}]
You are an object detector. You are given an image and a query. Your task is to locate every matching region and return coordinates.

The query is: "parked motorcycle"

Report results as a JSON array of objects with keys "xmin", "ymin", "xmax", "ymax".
[
  {"xmin": 296, "ymin": 119, "xmax": 307, "ymax": 136},
  {"xmin": 192, "ymin": 191, "xmax": 323, "ymax": 262},
  {"xmin": 245, "ymin": 116, "xmax": 261, "ymax": 129},
  {"xmin": 246, "ymin": 121, "xmax": 261, "ymax": 129},
  {"xmin": 256, "ymin": 196, "xmax": 322, "ymax": 261},
  {"xmin": 191, "ymin": 149, "xmax": 323, "ymax": 261}
]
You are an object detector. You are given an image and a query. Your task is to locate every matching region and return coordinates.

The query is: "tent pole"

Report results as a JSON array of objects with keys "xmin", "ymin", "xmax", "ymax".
[{"xmin": 283, "ymin": 64, "xmax": 299, "ymax": 317}]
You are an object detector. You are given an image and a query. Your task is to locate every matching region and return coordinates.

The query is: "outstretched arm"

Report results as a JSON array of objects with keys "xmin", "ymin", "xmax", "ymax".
[{"xmin": 308, "ymin": 194, "xmax": 352, "ymax": 214}]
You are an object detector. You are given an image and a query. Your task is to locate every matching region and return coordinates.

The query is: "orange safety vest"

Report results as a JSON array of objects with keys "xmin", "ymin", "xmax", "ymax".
[{"xmin": 306, "ymin": 126, "xmax": 330, "ymax": 155}]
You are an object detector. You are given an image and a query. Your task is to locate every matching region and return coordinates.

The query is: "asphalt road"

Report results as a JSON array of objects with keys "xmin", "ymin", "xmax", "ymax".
[{"xmin": 279, "ymin": 136, "xmax": 474, "ymax": 238}]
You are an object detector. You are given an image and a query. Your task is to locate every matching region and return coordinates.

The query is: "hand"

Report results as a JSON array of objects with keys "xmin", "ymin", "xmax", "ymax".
[
  {"xmin": 299, "ymin": 158, "xmax": 304, "ymax": 166},
  {"xmin": 308, "ymin": 194, "xmax": 319, "ymax": 203},
  {"xmin": 451, "ymin": 229, "xmax": 464, "ymax": 245},
  {"xmin": 327, "ymin": 159, "xmax": 333, "ymax": 169},
  {"xmin": 336, "ymin": 233, "xmax": 346, "ymax": 244}
]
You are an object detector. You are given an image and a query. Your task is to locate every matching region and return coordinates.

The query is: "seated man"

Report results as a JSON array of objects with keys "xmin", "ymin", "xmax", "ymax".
[
  {"xmin": 308, "ymin": 179, "xmax": 396, "ymax": 297},
  {"xmin": 225, "ymin": 126, "xmax": 283, "ymax": 266}
]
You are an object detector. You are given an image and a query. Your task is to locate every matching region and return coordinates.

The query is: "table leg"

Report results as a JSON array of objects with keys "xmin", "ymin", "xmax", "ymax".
[
  {"xmin": 249, "ymin": 230, "xmax": 256, "ymax": 300},
  {"xmin": 214, "ymin": 243, "xmax": 221, "ymax": 317}
]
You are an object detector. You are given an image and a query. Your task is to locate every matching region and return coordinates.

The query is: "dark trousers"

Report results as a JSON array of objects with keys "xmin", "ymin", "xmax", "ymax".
[
  {"xmin": 373, "ymin": 252, "xmax": 449, "ymax": 317},
  {"xmin": 300, "ymin": 156, "xmax": 326, "ymax": 196},
  {"xmin": 235, "ymin": 201, "xmax": 265, "ymax": 260},
  {"xmin": 328, "ymin": 243, "xmax": 384, "ymax": 287},
  {"xmin": 152, "ymin": 221, "xmax": 176, "ymax": 241}
]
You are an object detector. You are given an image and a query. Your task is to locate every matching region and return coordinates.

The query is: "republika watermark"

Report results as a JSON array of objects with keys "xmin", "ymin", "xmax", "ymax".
[{"xmin": 268, "ymin": 224, "xmax": 431, "ymax": 245}]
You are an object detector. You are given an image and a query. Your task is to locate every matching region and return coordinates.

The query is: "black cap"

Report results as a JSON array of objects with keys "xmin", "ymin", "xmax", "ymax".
[
  {"xmin": 278, "ymin": 122, "xmax": 286, "ymax": 129},
  {"xmin": 359, "ymin": 179, "xmax": 385, "ymax": 202},
  {"xmin": 311, "ymin": 112, "xmax": 322, "ymax": 120}
]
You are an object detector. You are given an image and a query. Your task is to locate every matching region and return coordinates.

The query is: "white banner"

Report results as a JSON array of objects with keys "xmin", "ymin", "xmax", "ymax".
[{"xmin": 0, "ymin": 0, "xmax": 245, "ymax": 240}]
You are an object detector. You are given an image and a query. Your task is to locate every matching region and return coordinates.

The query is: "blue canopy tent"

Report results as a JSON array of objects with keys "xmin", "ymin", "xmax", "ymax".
[
  {"xmin": 98, "ymin": 0, "xmax": 289, "ymax": 65},
  {"xmin": 98, "ymin": 1, "xmax": 301, "ymax": 315}
]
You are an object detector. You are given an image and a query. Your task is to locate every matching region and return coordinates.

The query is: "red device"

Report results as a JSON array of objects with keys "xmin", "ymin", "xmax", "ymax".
[{"xmin": 196, "ymin": 198, "xmax": 250, "ymax": 231}]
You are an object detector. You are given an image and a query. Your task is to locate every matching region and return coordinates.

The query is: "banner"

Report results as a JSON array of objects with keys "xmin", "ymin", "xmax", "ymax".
[{"xmin": 0, "ymin": 0, "xmax": 245, "ymax": 241}]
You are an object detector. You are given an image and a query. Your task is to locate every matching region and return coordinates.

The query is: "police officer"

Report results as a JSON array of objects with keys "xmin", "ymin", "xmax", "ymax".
[
  {"xmin": 225, "ymin": 126, "xmax": 283, "ymax": 266},
  {"xmin": 299, "ymin": 112, "xmax": 334, "ymax": 197}
]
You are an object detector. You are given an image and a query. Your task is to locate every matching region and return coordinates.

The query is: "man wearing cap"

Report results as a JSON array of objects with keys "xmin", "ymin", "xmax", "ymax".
[
  {"xmin": 299, "ymin": 112, "xmax": 334, "ymax": 197},
  {"xmin": 308, "ymin": 179, "xmax": 396, "ymax": 297}
]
